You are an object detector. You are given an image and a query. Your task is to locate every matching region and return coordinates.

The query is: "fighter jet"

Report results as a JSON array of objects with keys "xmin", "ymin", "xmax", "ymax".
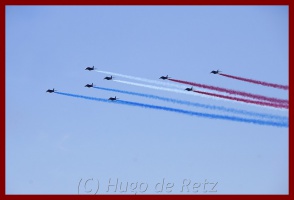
[
  {"xmin": 185, "ymin": 86, "xmax": 193, "ymax": 91},
  {"xmin": 46, "ymin": 88, "xmax": 55, "ymax": 93},
  {"xmin": 210, "ymin": 70, "xmax": 221, "ymax": 74},
  {"xmin": 108, "ymin": 96, "xmax": 118, "ymax": 101},
  {"xmin": 159, "ymin": 75, "xmax": 169, "ymax": 80},
  {"xmin": 85, "ymin": 66, "xmax": 95, "ymax": 71},
  {"xmin": 85, "ymin": 83, "xmax": 94, "ymax": 88},
  {"xmin": 104, "ymin": 76, "xmax": 113, "ymax": 80}
]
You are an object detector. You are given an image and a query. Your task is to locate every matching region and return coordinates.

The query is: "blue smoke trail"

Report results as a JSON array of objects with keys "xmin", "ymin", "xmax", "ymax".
[
  {"xmin": 93, "ymin": 86, "xmax": 288, "ymax": 122},
  {"xmin": 55, "ymin": 91, "xmax": 288, "ymax": 128}
]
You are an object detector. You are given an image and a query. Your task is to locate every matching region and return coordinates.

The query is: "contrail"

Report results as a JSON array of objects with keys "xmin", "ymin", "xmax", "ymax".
[
  {"xmin": 54, "ymin": 91, "xmax": 288, "ymax": 128},
  {"xmin": 194, "ymin": 90, "xmax": 288, "ymax": 109},
  {"xmin": 95, "ymin": 70, "xmax": 185, "ymax": 89},
  {"xmin": 219, "ymin": 73, "xmax": 288, "ymax": 90},
  {"xmin": 168, "ymin": 78, "xmax": 288, "ymax": 105},
  {"xmin": 93, "ymin": 86, "xmax": 288, "ymax": 121},
  {"xmin": 113, "ymin": 80, "xmax": 287, "ymax": 111}
]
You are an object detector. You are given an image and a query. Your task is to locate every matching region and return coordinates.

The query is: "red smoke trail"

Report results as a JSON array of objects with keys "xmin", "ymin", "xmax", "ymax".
[
  {"xmin": 193, "ymin": 90, "xmax": 288, "ymax": 109},
  {"xmin": 168, "ymin": 78, "xmax": 288, "ymax": 105},
  {"xmin": 219, "ymin": 73, "xmax": 288, "ymax": 90}
]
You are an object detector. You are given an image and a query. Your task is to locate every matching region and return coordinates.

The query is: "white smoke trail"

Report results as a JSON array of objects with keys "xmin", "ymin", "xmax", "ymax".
[
  {"xmin": 96, "ymin": 70, "xmax": 185, "ymax": 89},
  {"xmin": 114, "ymin": 79, "xmax": 204, "ymax": 97}
]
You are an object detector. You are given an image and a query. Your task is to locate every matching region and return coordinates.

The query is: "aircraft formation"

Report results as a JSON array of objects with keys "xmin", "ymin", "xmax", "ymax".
[
  {"xmin": 45, "ymin": 66, "xmax": 288, "ymax": 128},
  {"xmin": 46, "ymin": 66, "xmax": 222, "ymax": 101}
]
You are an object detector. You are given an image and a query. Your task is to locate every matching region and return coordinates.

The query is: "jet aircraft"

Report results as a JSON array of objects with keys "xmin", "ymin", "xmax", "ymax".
[
  {"xmin": 85, "ymin": 83, "xmax": 94, "ymax": 88},
  {"xmin": 104, "ymin": 76, "xmax": 113, "ymax": 80},
  {"xmin": 85, "ymin": 66, "xmax": 95, "ymax": 71},
  {"xmin": 46, "ymin": 88, "xmax": 55, "ymax": 93},
  {"xmin": 210, "ymin": 70, "xmax": 221, "ymax": 74},
  {"xmin": 185, "ymin": 86, "xmax": 193, "ymax": 91},
  {"xmin": 159, "ymin": 75, "xmax": 169, "ymax": 80},
  {"xmin": 108, "ymin": 96, "xmax": 118, "ymax": 101}
]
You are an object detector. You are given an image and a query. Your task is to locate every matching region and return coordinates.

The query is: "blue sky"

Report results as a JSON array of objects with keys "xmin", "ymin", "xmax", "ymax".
[{"xmin": 6, "ymin": 6, "xmax": 288, "ymax": 194}]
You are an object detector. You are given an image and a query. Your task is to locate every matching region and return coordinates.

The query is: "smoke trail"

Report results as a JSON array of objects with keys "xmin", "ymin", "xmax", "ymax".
[
  {"xmin": 194, "ymin": 90, "xmax": 288, "ymax": 109},
  {"xmin": 113, "ymin": 79, "xmax": 288, "ymax": 111},
  {"xmin": 54, "ymin": 91, "xmax": 288, "ymax": 128},
  {"xmin": 219, "ymin": 73, "xmax": 288, "ymax": 90},
  {"xmin": 113, "ymin": 80, "xmax": 287, "ymax": 111},
  {"xmin": 168, "ymin": 78, "xmax": 288, "ymax": 105},
  {"xmin": 95, "ymin": 70, "xmax": 288, "ymax": 104},
  {"xmin": 93, "ymin": 86, "xmax": 288, "ymax": 121},
  {"xmin": 113, "ymin": 80, "xmax": 204, "ymax": 97},
  {"xmin": 96, "ymin": 70, "xmax": 185, "ymax": 89}
]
